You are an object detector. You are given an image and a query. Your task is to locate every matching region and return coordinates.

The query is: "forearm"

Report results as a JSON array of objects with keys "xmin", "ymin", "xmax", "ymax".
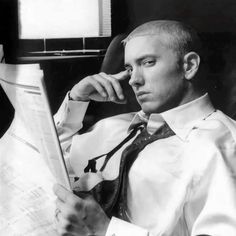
[{"xmin": 54, "ymin": 92, "xmax": 89, "ymax": 156}]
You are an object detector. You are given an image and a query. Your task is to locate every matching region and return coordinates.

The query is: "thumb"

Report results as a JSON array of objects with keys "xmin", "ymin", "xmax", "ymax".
[{"xmin": 112, "ymin": 70, "xmax": 130, "ymax": 81}]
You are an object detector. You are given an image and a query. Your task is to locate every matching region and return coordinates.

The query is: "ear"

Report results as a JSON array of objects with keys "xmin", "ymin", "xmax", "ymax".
[{"xmin": 183, "ymin": 52, "xmax": 200, "ymax": 80}]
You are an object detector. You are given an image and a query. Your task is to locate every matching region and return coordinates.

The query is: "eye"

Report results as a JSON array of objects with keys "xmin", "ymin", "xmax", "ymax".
[{"xmin": 143, "ymin": 59, "xmax": 156, "ymax": 67}]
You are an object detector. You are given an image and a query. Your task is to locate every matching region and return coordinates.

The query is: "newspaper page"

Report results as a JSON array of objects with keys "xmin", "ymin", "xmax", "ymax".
[
  {"xmin": 0, "ymin": 63, "xmax": 71, "ymax": 190},
  {"xmin": 0, "ymin": 116, "xmax": 58, "ymax": 235},
  {"xmin": 0, "ymin": 64, "xmax": 62, "ymax": 234}
]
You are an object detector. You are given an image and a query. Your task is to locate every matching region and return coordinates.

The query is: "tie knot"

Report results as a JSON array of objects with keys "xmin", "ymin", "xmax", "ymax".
[
  {"xmin": 154, "ymin": 122, "xmax": 175, "ymax": 137},
  {"xmin": 132, "ymin": 122, "xmax": 175, "ymax": 147}
]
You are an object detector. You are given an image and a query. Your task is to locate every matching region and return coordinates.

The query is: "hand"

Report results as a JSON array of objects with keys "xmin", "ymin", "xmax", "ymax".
[
  {"xmin": 69, "ymin": 71, "xmax": 129, "ymax": 103},
  {"xmin": 53, "ymin": 184, "xmax": 110, "ymax": 236}
]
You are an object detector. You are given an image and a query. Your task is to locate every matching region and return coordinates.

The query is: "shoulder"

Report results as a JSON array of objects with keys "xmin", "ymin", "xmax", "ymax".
[
  {"xmin": 214, "ymin": 110, "xmax": 236, "ymax": 141},
  {"xmin": 189, "ymin": 110, "xmax": 236, "ymax": 148},
  {"xmin": 186, "ymin": 110, "xmax": 236, "ymax": 171},
  {"xmin": 184, "ymin": 111, "xmax": 236, "ymax": 180}
]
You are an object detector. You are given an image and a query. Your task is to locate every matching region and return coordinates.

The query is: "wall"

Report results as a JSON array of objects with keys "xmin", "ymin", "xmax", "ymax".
[{"xmin": 126, "ymin": 0, "xmax": 236, "ymax": 33}]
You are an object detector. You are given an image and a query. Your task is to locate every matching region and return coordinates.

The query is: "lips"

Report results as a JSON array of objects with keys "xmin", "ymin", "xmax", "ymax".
[
  {"xmin": 136, "ymin": 91, "xmax": 149, "ymax": 100},
  {"xmin": 136, "ymin": 91, "xmax": 148, "ymax": 96}
]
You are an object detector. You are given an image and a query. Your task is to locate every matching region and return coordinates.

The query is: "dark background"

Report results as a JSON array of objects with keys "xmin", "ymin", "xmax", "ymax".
[{"xmin": 1, "ymin": 0, "xmax": 236, "ymax": 136}]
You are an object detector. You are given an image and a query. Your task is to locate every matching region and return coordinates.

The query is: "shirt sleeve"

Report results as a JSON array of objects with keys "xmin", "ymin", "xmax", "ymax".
[
  {"xmin": 53, "ymin": 92, "xmax": 89, "ymax": 172},
  {"xmin": 189, "ymin": 142, "xmax": 236, "ymax": 236},
  {"xmin": 106, "ymin": 217, "xmax": 151, "ymax": 236}
]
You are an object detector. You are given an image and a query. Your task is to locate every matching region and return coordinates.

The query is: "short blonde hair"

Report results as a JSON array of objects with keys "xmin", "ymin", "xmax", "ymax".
[{"xmin": 123, "ymin": 20, "xmax": 202, "ymax": 58}]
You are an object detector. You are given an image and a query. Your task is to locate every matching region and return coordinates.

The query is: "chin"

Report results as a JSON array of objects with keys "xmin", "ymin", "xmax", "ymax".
[
  {"xmin": 140, "ymin": 103, "xmax": 161, "ymax": 115},
  {"xmin": 140, "ymin": 100, "xmax": 170, "ymax": 114}
]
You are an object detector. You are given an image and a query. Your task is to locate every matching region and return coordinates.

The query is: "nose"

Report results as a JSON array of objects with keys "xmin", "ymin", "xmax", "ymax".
[{"xmin": 128, "ymin": 67, "xmax": 144, "ymax": 87}]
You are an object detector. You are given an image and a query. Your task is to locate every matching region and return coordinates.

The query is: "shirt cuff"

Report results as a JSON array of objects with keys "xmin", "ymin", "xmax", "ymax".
[
  {"xmin": 105, "ymin": 217, "xmax": 149, "ymax": 236},
  {"xmin": 54, "ymin": 92, "xmax": 89, "ymax": 126}
]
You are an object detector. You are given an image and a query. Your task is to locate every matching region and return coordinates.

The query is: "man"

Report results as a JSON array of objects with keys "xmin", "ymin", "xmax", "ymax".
[{"xmin": 53, "ymin": 20, "xmax": 236, "ymax": 236}]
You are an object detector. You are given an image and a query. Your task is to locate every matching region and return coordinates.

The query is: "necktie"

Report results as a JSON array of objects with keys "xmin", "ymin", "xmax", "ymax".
[
  {"xmin": 115, "ymin": 123, "xmax": 175, "ymax": 220},
  {"xmin": 74, "ymin": 122, "xmax": 175, "ymax": 220}
]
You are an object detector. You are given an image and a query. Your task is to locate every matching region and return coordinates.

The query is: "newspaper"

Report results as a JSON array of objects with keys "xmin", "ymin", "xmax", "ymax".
[
  {"xmin": 0, "ymin": 63, "xmax": 71, "ymax": 189},
  {"xmin": 0, "ymin": 119, "xmax": 58, "ymax": 235},
  {"xmin": 0, "ymin": 63, "xmax": 71, "ymax": 235}
]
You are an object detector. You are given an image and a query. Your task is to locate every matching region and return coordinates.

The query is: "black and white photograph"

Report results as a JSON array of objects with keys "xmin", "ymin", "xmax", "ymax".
[{"xmin": 0, "ymin": 0, "xmax": 236, "ymax": 235}]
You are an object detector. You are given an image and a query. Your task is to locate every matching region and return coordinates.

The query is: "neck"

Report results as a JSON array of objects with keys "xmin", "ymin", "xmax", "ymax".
[{"xmin": 179, "ymin": 88, "xmax": 205, "ymax": 106}]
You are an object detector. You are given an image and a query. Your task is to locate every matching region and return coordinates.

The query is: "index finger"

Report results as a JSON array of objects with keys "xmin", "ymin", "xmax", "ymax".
[{"xmin": 111, "ymin": 70, "xmax": 130, "ymax": 81}]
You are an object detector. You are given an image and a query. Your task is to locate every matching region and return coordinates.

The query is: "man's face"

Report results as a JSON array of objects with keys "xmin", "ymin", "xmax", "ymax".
[{"xmin": 124, "ymin": 34, "xmax": 188, "ymax": 114}]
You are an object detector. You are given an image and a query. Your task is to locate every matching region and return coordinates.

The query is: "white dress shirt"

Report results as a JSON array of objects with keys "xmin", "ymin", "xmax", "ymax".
[{"xmin": 54, "ymin": 93, "xmax": 236, "ymax": 236}]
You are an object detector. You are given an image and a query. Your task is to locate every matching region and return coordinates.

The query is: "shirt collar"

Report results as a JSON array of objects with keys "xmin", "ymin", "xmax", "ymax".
[{"xmin": 128, "ymin": 93, "xmax": 216, "ymax": 141}]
